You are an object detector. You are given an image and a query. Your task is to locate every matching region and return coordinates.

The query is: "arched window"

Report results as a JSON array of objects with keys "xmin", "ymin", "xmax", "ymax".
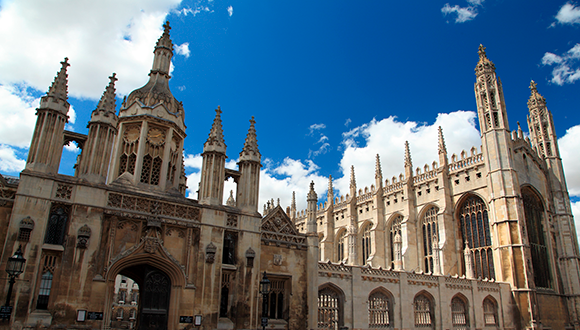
[
  {"xmin": 451, "ymin": 296, "xmax": 469, "ymax": 330},
  {"xmin": 116, "ymin": 308, "xmax": 124, "ymax": 320},
  {"xmin": 389, "ymin": 215, "xmax": 403, "ymax": 268},
  {"xmin": 269, "ymin": 279, "xmax": 286, "ymax": 320},
  {"xmin": 422, "ymin": 206, "xmax": 439, "ymax": 273},
  {"xmin": 368, "ymin": 290, "xmax": 391, "ymax": 328},
  {"xmin": 37, "ymin": 271, "xmax": 53, "ymax": 310},
  {"xmin": 222, "ymin": 232, "xmax": 236, "ymax": 265},
  {"xmin": 318, "ymin": 286, "xmax": 343, "ymax": 330},
  {"xmin": 337, "ymin": 230, "xmax": 347, "ymax": 262},
  {"xmin": 522, "ymin": 187, "xmax": 551, "ymax": 288},
  {"xmin": 44, "ymin": 204, "xmax": 70, "ymax": 245},
  {"xmin": 483, "ymin": 297, "xmax": 498, "ymax": 326},
  {"xmin": 459, "ymin": 196, "xmax": 495, "ymax": 279},
  {"xmin": 361, "ymin": 223, "xmax": 372, "ymax": 265},
  {"xmin": 414, "ymin": 293, "xmax": 434, "ymax": 328},
  {"xmin": 129, "ymin": 309, "xmax": 137, "ymax": 320}
]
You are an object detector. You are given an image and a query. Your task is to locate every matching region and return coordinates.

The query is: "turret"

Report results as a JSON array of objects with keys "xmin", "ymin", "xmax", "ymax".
[
  {"xmin": 237, "ymin": 117, "xmax": 261, "ymax": 212},
  {"xmin": 306, "ymin": 181, "xmax": 318, "ymax": 234},
  {"xmin": 474, "ymin": 44, "xmax": 509, "ymax": 132},
  {"xmin": 109, "ymin": 21, "xmax": 185, "ymax": 193},
  {"xmin": 526, "ymin": 80, "xmax": 559, "ymax": 160},
  {"xmin": 79, "ymin": 74, "xmax": 118, "ymax": 183},
  {"xmin": 26, "ymin": 58, "xmax": 71, "ymax": 174},
  {"xmin": 199, "ymin": 107, "xmax": 227, "ymax": 205}
]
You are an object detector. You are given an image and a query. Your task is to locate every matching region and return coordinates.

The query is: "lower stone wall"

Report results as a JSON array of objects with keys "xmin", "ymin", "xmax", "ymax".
[{"xmin": 317, "ymin": 262, "xmax": 518, "ymax": 330}]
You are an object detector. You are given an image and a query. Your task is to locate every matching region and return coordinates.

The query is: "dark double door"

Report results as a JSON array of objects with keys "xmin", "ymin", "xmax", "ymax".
[{"xmin": 139, "ymin": 267, "xmax": 171, "ymax": 330}]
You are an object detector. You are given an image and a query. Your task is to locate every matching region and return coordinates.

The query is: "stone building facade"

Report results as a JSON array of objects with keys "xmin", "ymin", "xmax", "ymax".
[
  {"xmin": 0, "ymin": 23, "xmax": 579, "ymax": 330},
  {"xmin": 292, "ymin": 45, "xmax": 580, "ymax": 329},
  {"xmin": 0, "ymin": 22, "xmax": 316, "ymax": 330}
]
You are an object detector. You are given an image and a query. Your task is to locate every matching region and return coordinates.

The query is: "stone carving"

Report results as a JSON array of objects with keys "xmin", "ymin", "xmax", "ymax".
[
  {"xmin": 55, "ymin": 183, "xmax": 72, "ymax": 199},
  {"xmin": 226, "ymin": 214, "xmax": 238, "ymax": 227},
  {"xmin": 143, "ymin": 237, "xmax": 159, "ymax": 254},
  {"xmin": 107, "ymin": 192, "xmax": 200, "ymax": 221},
  {"xmin": 261, "ymin": 207, "xmax": 306, "ymax": 249},
  {"xmin": 273, "ymin": 254, "xmax": 282, "ymax": 266},
  {"xmin": 20, "ymin": 217, "xmax": 35, "ymax": 230},
  {"xmin": 245, "ymin": 247, "xmax": 255, "ymax": 267},
  {"xmin": 205, "ymin": 242, "xmax": 217, "ymax": 264},
  {"xmin": 77, "ymin": 224, "xmax": 91, "ymax": 248}
]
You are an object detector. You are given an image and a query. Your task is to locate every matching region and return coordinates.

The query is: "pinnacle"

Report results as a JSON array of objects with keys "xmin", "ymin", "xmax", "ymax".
[
  {"xmin": 240, "ymin": 116, "xmax": 261, "ymax": 161},
  {"xmin": 527, "ymin": 80, "xmax": 546, "ymax": 109},
  {"xmin": 350, "ymin": 166, "xmax": 356, "ymax": 189},
  {"xmin": 291, "ymin": 191, "xmax": 296, "ymax": 208},
  {"xmin": 404, "ymin": 141, "xmax": 412, "ymax": 167},
  {"xmin": 94, "ymin": 73, "xmax": 117, "ymax": 116},
  {"xmin": 375, "ymin": 154, "xmax": 383, "ymax": 180},
  {"xmin": 156, "ymin": 21, "xmax": 173, "ymax": 51},
  {"xmin": 307, "ymin": 181, "xmax": 317, "ymax": 201},
  {"xmin": 46, "ymin": 57, "xmax": 70, "ymax": 102},
  {"xmin": 438, "ymin": 126, "xmax": 447, "ymax": 154},
  {"xmin": 475, "ymin": 44, "xmax": 495, "ymax": 75},
  {"xmin": 328, "ymin": 175, "xmax": 334, "ymax": 197},
  {"xmin": 478, "ymin": 44, "xmax": 487, "ymax": 59},
  {"xmin": 204, "ymin": 106, "xmax": 226, "ymax": 152}
]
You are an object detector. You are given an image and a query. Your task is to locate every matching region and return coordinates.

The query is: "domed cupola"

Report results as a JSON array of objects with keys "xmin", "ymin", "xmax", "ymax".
[{"xmin": 109, "ymin": 21, "xmax": 186, "ymax": 195}]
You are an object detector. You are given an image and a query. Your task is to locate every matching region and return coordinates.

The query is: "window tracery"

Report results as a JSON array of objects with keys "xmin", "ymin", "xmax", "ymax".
[
  {"xmin": 459, "ymin": 196, "xmax": 495, "ymax": 279},
  {"xmin": 44, "ymin": 204, "xmax": 70, "ymax": 245},
  {"xmin": 118, "ymin": 124, "xmax": 140, "ymax": 176},
  {"xmin": 318, "ymin": 287, "xmax": 342, "ymax": 330},
  {"xmin": 451, "ymin": 296, "xmax": 468, "ymax": 330},
  {"xmin": 140, "ymin": 126, "xmax": 166, "ymax": 185},
  {"xmin": 414, "ymin": 293, "xmax": 434, "ymax": 328},
  {"xmin": 337, "ymin": 230, "xmax": 347, "ymax": 262},
  {"xmin": 422, "ymin": 206, "xmax": 439, "ymax": 273},
  {"xmin": 483, "ymin": 297, "xmax": 498, "ymax": 326},
  {"xmin": 522, "ymin": 187, "xmax": 551, "ymax": 288},
  {"xmin": 361, "ymin": 223, "xmax": 372, "ymax": 265},
  {"xmin": 368, "ymin": 291, "xmax": 391, "ymax": 328}
]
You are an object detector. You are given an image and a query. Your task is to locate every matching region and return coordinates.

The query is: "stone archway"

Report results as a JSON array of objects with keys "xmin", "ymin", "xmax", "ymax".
[{"xmin": 118, "ymin": 264, "xmax": 171, "ymax": 330}]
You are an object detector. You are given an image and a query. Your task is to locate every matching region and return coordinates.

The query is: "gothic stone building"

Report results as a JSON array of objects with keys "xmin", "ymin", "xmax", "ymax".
[
  {"xmin": 0, "ymin": 23, "xmax": 579, "ymax": 330},
  {"xmin": 291, "ymin": 45, "xmax": 580, "ymax": 330}
]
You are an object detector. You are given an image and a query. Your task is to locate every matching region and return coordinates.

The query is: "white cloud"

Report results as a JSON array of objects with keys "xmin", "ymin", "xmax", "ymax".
[
  {"xmin": 334, "ymin": 111, "xmax": 481, "ymax": 196},
  {"xmin": 308, "ymin": 123, "xmax": 331, "ymax": 158},
  {"xmin": 308, "ymin": 123, "xmax": 326, "ymax": 134},
  {"xmin": 571, "ymin": 201, "xmax": 580, "ymax": 243},
  {"xmin": 0, "ymin": 0, "xmax": 185, "ymax": 100},
  {"xmin": 0, "ymin": 85, "xmax": 39, "ymax": 147},
  {"xmin": 542, "ymin": 44, "xmax": 580, "ymax": 85},
  {"xmin": 555, "ymin": 2, "xmax": 580, "ymax": 25},
  {"xmin": 344, "ymin": 118, "xmax": 352, "ymax": 127},
  {"xmin": 558, "ymin": 125, "xmax": 580, "ymax": 196},
  {"xmin": 227, "ymin": 6, "xmax": 234, "ymax": 17},
  {"xmin": 0, "ymin": 145, "xmax": 26, "ymax": 173},
  {"xmin": 175, "ymin": 42, "xmax": 190, "ymax": 58},
  {"xmin": 466, "ymin": 0, "xmax": 484, "ymax": 5},
  {"xmin": 441, "ymin": 3, "xmax": 479, "ymax": 23}
]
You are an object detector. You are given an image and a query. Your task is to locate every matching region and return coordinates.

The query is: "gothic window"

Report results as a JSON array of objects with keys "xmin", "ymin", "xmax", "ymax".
[
  {"xmin": 414, "ymin": 293, "xmax": 434, "ymax": 328},
  {"xmin": 118, "ymin": 124, "xmax": 140, "ymax": 176},
  {"xmin": 268, "ymin": 278, "xmax": 288, "ymax": 320},
  {"xmin": 129, "ymin": 309, "xmax": 137, "ymax": 320},
  {"xmin": 483, "ymin": 297, "xmax": 498, "ymax": 326},
  {"xmin": 116, "ymin": 308, "xmax": 124, "ymax": 319},
  {"xmin": 118, "ymin": 290, "xmax": 126, "ymax": 304},
  {"xmin": 44, "ymin": 204, "xmax": 70, "ymax": 245},
  {"xmin": 361, "ymin": 223, "xmax": 372, "ymax": 265},
  {"xmin": 522, "ymin": 187, "xmax": 551, "ymax": 288},
  {"xmin": 337, "ymin": 230, "xmax": 347, "ymax": 262},
  {"xmin": 36, "ymin": 271, "xmax": 53, "ymax": 310},
  {"xmin": 451, "ymin": 296, "xmax": 469, "ymax": 330},
  {"xmin": 422, "ymin": 206, "xmax": 439, "ymax": 273},
  {"xmin": 389, "ymin": 215, "xmax": 403, "ymax": 268},
  {"xmin": 459, "ymin": 196, "xmax": 495, "ymax": 280},
  {"xmin": 140, "ymin": 126, "xmax": 165, "ymax": 185},
  {"xmin": 220, "ymin": 271, "xmax": 233, "ymax": 317},
  {"xmin": 368, "ymin": 290, "xmax": 391, "ymax": 328},
  {"xmin": 318, "ymin": 286, "xmax": 343, "ymax": 330},
  {"xmin": 222, "ymin": 232, "xmax": 236, "ymax": 265}
]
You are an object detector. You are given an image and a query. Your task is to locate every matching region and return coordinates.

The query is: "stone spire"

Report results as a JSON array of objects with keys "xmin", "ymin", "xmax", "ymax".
[
  {"xmin": 90, "ymin": 74, "xmax": 118, "ymax": 125},
  {"xmin": 438, "ymin": 126, "xmax": 447, "ymax": 155},
  {"xmin": 475, "ymin": 44, "xmax": 496, "ymax": 75},
  {"xmin": 204, "ymin": 106, "xmax": 226, "ymax": 153},
  {"xmin": 404, "ymin": 141, "xmax": 412, "ymax": 167},
  {"xmin": 226, "ymin": 190, "xmax": 235, "ymax": 207},
  {"xmin": 290, "ymin": 191, "xmax": 297, "ymax": 220},
  {"xmin": 527, "ymin": 80, "xmax": 559, "ymax": 159},
  {"xmin": 239, "ymin": 117, "xmax": 261, "ymax": 162},
  {"xmin": 349, "ymin": 165, "xmax": 357, "ymax": 197},
  {"xmin": 306, "ymin": 181, "xmax": 318, "ymax": 234},
  {"xmin": 151, "ymin": 21, "xmax": 174, "ymax": 76},
  {"xmin": 40, "ymin": 57, "xmax": 70, "ymax": 115},
  {"xmin": 375, "ymin": 154, "xmax": 383, "ymax": 188},
  {"xmin": 327, "ymin": 175, "xmax": 334, "ymax": 204}
]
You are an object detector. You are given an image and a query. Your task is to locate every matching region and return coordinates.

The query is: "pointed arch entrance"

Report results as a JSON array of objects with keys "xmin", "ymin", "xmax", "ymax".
[{"xmin": 117, "ymin": 264, "xmax": 171, "ymax": 330}]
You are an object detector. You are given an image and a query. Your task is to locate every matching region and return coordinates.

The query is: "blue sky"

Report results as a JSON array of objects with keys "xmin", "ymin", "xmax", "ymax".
[{"xmin": 1, "ymin": 0, "xmax": 580, "ymax": 219}]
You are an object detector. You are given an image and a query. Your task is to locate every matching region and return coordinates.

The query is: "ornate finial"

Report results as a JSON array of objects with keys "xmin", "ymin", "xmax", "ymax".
[
  {"xmin": 478, "ymin": 44, "xmax": 486, "ymax": 59},
  {"xmin": 226, "ymin": 190, "xmax": 235, "ymax": 206},
  {"xmin": 375, "ymin": 154, "xmax": 383, "ymax": 180},
  {"xmin": 204, "ymin": 106, "xmax": 226, "ymax": 152},
  {"xmin": 240, "ymin": 116, "xmax": 261, "ymax": 161},
  {"xmin": 404, "ymin": 141, "xmax": 412, "ymax": 167},
  {"xmin": 156, "ymin": 21, "xmax": 173, "ymax": 50},
  {"xmin": 350, "ymin": 166, "xmax": 356, "ymax": 189},
  {"xmin": 93, "ymin": 73, "xmax": 118, "ymax": 117},
  {"xmin": 307, "ymin": 181, "xmax": 317, "ymax": 201},
  {"xmin": 46, "ymin": 57, "xmax": 70, "ymax": 101},
  {"xmin": 438, "ymin": 126, "xmax": 447, "ymax": 155},
  {"xmin": 529, "ymin": 80, "xmax": 538, "ymax": 92}
]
